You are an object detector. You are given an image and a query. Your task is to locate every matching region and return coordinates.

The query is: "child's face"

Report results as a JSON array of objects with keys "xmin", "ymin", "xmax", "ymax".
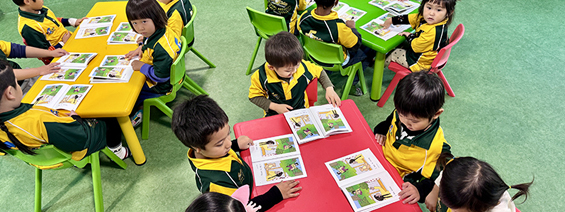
[
  {"xmin": 26, "ymin": 0, "xmax": 44, "ymax": 10},
  {"xmin": 131, "ymin": 18, "xmax": 156, "ymax": 38},
  {"xmin": 397, "ymin": 112, "xmax": 434, "ymax": 132},
  {"xmin": 197, "ymin": 123, "xmax": 232, "ymax": 159},
  {"xmin": 423, "ymin": 1, "xmax": 448, "ymax": 25},
  {"xmin": 269, "ymin": 62, "xmax": 300, "ymax": 79}
]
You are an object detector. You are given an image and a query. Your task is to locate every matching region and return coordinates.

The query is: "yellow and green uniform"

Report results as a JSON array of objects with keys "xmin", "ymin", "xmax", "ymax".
[
  {"xmin": 1, "ymin": 40, "xmax": 28, "ymax": 69},
  {"xmin": 17, "ymin": 6, "xmax": 71, "ymax": 50},
  {"xmin": 392, "ymin": 14, "xmax": 449, "ymax": 72},
  {"xmin": 297, "ymin": 8, "xmax": 362, "ymax": 60},
  {"xmin": 0, "ymin": 104, "xmax": 108, "ymax": 161},
  {"xmin": 139, "ymin": 27, "xmax": 182, "ymax": 94},
  {"xmin": 248, "ymin": 60, "xmax": 322, "ymax": 116},
  {"xmin": 158, "ymin": 0, "xmax": 193, "ymax": 38},
  {"xmin": 266, "ymin": 0, "xmax": 307, "ymax": 34}
]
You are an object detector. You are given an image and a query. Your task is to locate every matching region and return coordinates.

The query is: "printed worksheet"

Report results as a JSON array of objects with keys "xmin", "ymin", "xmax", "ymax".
[
  {"xmin": 249, "ymin": 134, "xmax": 301, "ymax": 162},
  {"xmin": 75, "ymin": 25, "xmax": 111, "ymax": 39},
  {"xmin": 360, "ymin": 13, "xmax": 411, "ymax": 41},
  {"xmin": 32, "ymin": 84, "xmax": 92, "ymax": 111},
  {"xmin": 40, "ymin": 67, "xmax": 85, "ymax": 82},
  {"xmin": 252, "ymin": 156, "xmax": 307, "ymax": 186}
]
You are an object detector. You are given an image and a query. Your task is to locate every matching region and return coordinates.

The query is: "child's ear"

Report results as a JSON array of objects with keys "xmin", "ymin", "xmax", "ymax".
[
  {"xmin": 432, "ymin": 108, "xmax": 444, "ymax": 120},
  {"xmin": 267, "ymin": 64, "xmax": 275, "ymax": 71},
  {"xmin": 4, "ymin": 86, "xmax": 17, "ymax": 101}
]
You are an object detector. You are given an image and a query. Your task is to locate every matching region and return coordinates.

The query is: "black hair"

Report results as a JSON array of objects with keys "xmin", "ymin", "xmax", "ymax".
[
  {"xmin": 171, "ymin": 95, "xmax": 229, "ymax": 150},
  {"xmin": 393, "ymin": 71, "xmax": 445, "ymax": 120},
  {"xmin": 418, "ymin": 0, "xmax": 457, "ymax": 26},
  {"xmin": 185, "ymin": 192, "xmax": 245, "ymax": 212},
  {"xmin": 439, "ymin": 157, "xmax": 533, "ymax": 212},
  {"xmin": 314, "ymin": 0, "xmax": 336, "ymax": 9},
  {"xmin": 12, "ymin": 0, "xmax": 33, "ymax": 6},
  {"xmin": 126, "ymin": 0, "xmax": 168, "ymax": 33},
  {"xmin": 0, "ymin": 60, "xmax": 35, "ymax": 155},
  {"xmin": 265, "ymin": 31, "xmax": 303, "ymax": 68}
]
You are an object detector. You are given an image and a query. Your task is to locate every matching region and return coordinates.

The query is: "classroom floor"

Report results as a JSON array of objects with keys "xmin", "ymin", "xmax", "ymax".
[{"xmin": 1, "ymin": 0, "xmax": 562, "ymax": 211}]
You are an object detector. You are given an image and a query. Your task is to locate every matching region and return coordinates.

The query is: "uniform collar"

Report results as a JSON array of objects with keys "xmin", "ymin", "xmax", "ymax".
[
  {"xmin": 187, "ymin": 148, "xmax": 243, "ymax": 172},
  {"xmin": 0, "ymin": 103, "xmax": 33, "ymax": 121},
  {"xmin": 311, "ymin": 8, "xmax": 339, "ymax": 21},
  {"xmin": 392, "ymin": 111, "xmax": 440, "ymax": 150},
  {"xmin": 264, "ymin": 61, "xmax": 306, "ymax": 84},
  {"xmin": 142, "ymin": 28, "xmax": 166, "ymax": 51},
  {"xmin": 18, "ymin": 7, "xmax": 49, "ymax": 22}
]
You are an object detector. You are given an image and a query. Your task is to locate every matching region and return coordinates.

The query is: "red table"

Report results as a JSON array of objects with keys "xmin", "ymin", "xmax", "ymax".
[{"xmin": 234, "ymin": 100, "xmax": 421, "ymax": 212}]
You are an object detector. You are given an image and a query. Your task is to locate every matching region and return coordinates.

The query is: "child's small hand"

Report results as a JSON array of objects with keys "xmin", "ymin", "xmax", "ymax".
[
  {"xmin": 275, "ymin": 180, "xmax": 302, "ymax": 199},
  {"xmin": 398, "ymin": 182, "xmax": 419, "ymax": 204},
  {"xmin": 398, "ymin": 32, "xmax": 412, "ymax": 37},
  {"xmin": 381, "ymin": 18, "xmax": 393, "ymax": 29},
  {"xmin": 37, "ymin": 63, "xmax": 61, "ymax": 76},
  {"xmin": 237, "ymin": 135, "xmax": 254, "ymax": 150},
  {"xmin": 62, "ymin": 32, "xmax": 72, "ymax": 43},
  {"xmin": 74, "ymin": 17, "xmax": 88, "ymax": 27},
  {"xmin": 325, "ymin": 87, "xmax": 341, "ymax": 108},
  {"xmin": 126, "ymin": 46, "xmax": 143, "ymax": 60},
  {"xmin": 65, "ymin": 110, "xmax": 78, "ymax": 116},
  {"xmin": 345, "ymin": 20, "xmax": 356, "ymax": 28},
  {"xmin": 270, "ymin": 103, "xmax": 293, "ymax": 114},
  {"xmin": 131, "ymin": 60, "xmax": 144, "ymax": 71},
  {"xmin": 49, "ymin": 49, "xmax": 68, "ymax": 58},
  {"xmin": 136, "ymin": 36, "xmax": 144, "ymax": 43},
  {"xmin": 425, "ymin": 185, "xmax": 439, "ymax": 211},
  {"xmin": 374, "ymin": 133, "xmax": 386, "ymax": 146}
]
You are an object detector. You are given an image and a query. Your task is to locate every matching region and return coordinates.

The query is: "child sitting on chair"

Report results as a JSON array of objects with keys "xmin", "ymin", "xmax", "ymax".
[
  {"xmin": 373, "ymin": 71, "xmax": 451, "ymax": 205},
  {"xmin": 248, "ymin": 31, "xmax": 340, "ymax": 117},
  {"xmin": 265, "ymin": 0, "xmax": 308, "ymax": 34},
  {"xmin": 172, "ymin": 95, "xmax": 301, "ymax": 212}
]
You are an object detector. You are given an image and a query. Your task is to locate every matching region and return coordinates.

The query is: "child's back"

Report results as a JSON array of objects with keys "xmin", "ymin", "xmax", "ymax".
[
  {"xmin": 265, "ymin": 0, "xmax": 308, "ymax": 34},
  {"xmin": 158, "ymin": 0, "xmax": 193, "ymax": 37}
]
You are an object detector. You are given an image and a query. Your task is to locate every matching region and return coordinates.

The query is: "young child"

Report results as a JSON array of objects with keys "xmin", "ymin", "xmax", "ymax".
[
  {"xmin": 427, "ymin": 157, "xmax": 532, "ymax": 212},
  {"xmin": 248, "ymin": 31, "xmax": 341, "ymax": 117},
  {"xmin": 381, "ymin": 0, "xmax": 457, "ymax": 72},
  {"xmin": 125, "ymin": 0, "xmax": 182, "ymax": 125},
  {"xmin": 297, "ymin": 0, "xmax": 368, "ymax": 95},
  {"xmin": 373, "ymin": 71, "xmax": 451, "ymax": 205},
  {"xmin": 1, "ymin": 40, "xmax": 68, "ymax": 80},
  {"xmin": 172, "ymin": 95, "xmax": 301, "ymax": 212},
  {"xmin": 186, "ymin": 185, "xmax": 259, "ymax": 212},
  {"xmin": 265, "ymin": 0, "xmax": 308, "ymax": 34},
  {"xmin": 13, "ymin": 0, "xmax": 86, "ymax": 64},
  {"xmin": 0, "ymin": 61, "xmax": 129, "ymax": 160}
]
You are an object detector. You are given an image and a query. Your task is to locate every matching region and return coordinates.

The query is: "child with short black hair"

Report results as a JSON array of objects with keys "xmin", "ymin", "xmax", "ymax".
[
  {"xmin": 248, "ymin": 31, "xmax": 340, "ymax": 117},
  {"xmin": 427, "ymin": 157, "xmax": 532, "ymax": 212},
  {"xmin": 186, "ymin": 185, "xmax": 258, "ymax": 212},
  {"xmin": 0, "ymin": 60, "xmax": 129, "ymax": 160},
  {"xmin": 172, "ymin": 95, "xmax": 302, "ymax": 212},
  {"xmin": 13, "ymin": 0, "xmax": 86, "ymax": 64},
  {"xmin": 265, "ymin": 0, "xmax": 308, "ymax": 34},
  {"xmin": 373, "ymin": 71, "xmax": 451, "ymax": 205}
]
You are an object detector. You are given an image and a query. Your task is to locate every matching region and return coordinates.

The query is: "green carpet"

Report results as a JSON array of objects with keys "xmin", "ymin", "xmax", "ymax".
[{"xmin": 1, "ymin": 0, "xmax": 560, "ymax": 211}]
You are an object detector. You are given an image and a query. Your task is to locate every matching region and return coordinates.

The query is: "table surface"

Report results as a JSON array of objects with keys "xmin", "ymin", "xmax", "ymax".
[
  {"xmin": 21, "ymin": 1, "xmax": 145, "ymax": 118},
  {"xmin": 234, "ymin": 100, "xmax": 421, "ymax": 212}
]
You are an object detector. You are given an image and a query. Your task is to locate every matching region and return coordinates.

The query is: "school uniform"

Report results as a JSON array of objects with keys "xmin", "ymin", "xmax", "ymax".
[
  {"xmin": 0, "ymin": 40, "xmax": 27, "ymax": 69},
  {"xmin": 139, "ymin": 27, "xmax": 181, "ymax": 94},
  {"xmin": 159, "ymin": 0, "xmax": 193, "ymax": 37},
  {"xmin": 17, "ymin": 6, "xmax": 72, "ymax": 50},
  {"xmin": 266, "ymin": 0, "xmax": 307, "ymax": 33}
]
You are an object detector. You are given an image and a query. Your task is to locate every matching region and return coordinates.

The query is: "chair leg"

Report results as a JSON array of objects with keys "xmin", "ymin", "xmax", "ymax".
[
  {"xmin": 183, "ymin": 73, "xmax": 208, "ymax": 95},
  {"xmin": 437, "ymin": 70, "xmax": 455, "ymax": 97},
  {"xmin": 90, "ymin": 152, "xmax": 104, "ymax": 212},
  {"xmin": 341, "ymin": 69, "xmax": 357, "ymax": 100},
  {"xmin": 377, "ymin": 72, "xmax": 408, "ymax": 107},
  {"xmin": 246, "ymin": 37, "xmax": 262, "ymax": 75},
  {"xmin": 141, "ymin": 101, "xmax": 152, "ymax": 140},
  {"xmin": 153, "ymin": 101, "xmax": 174, "ymax": 118},
  {"xmin": 101, "ymin": 148, "xmax": 127, "ymax": 169},
  {"xmin": 190, "ymin": 47, "xmax": 216, "ymax": 68},
  {"xmin": 357, "ymin": 64, "xmax": 368, "ymax": 94},
  {"xmin": 34, "ymin": 168, "xmax": 42, "ymax": 212}
]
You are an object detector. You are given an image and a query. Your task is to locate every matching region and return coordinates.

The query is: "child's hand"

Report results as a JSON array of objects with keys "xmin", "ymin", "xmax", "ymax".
[
  {"xmin": 126, "ymin": 46, "xmax": 143, "ymax": 60},
  {"xmin": 74, "ymin": 17, "xmax": 87, "ymax": 27},
  {"xmin": 62, "ymin": 32, "xmax": 72, "ymax": 43},
  {"xmin": 136, "ymin": 36, "xmax": 144, "ymax": 43},
  {"xmin": 374, "ymin": 133, "xmax": 386, "ymax": 146},
  {"xmin": 398, "ymin": 32, "xmax": 412, "ymax": 37},
  {"xmin": 275, "ymin": 180, "xmax": 302, "ymax": 199},
  {"xmin": 345, "ymin": 20, "xmax": 356, "ymax": 28},
  {"xmin": 325, "ymin": 87, "xmax": 341, "ymax": 108},
  {"xmin": 425, "ymin": 185, "xmax": 439, "ymax": 211},
  {"xmin": 381, "ymin": 18, "xmax": 393, "ymax": 29},
  {"xmin": 270, "ymin": 103, "xmax": 293, "ymax": 114},
  {"xmin": 398, "ymin": 182, "xmax": 419, "ymax": 204},
  {"xmin": 65, "ymin": 110, "xmax": 78, "ymax": 116},
  {"xmin": 131, "ymin": 60, "xmax": 144, "ymax": 70},
  {"xmin": 237, "ymin": 135, "xmax": 254, "ymax": 150},
  {"xmin": 37, "ymin": 63, "xmax": 61, "ymax": 76},
  {"xmin": 49, "ymin": 49, "xmax": 68, "ymax": 58}
]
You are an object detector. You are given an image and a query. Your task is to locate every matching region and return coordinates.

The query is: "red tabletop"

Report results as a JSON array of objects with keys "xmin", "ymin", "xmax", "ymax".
[{"xmin": 234, "ymin": 100, "xmax": 421, "ymax": 212}]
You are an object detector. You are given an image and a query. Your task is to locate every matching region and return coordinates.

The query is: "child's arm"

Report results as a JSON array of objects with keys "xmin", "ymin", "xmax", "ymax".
[
  {"xmin": 230, "ymin": 136, "xmax": 254, "ymax": 152},
  {"xmin": 133, "ymin": 49, "xmax": 173, "ymax": 83},
  {"xmin": 318, "ymin": 71, "xmax": 341, "ymax": 107},
  {"xmin": 297, "ymin": 0, "xmax": 308, "ymax": 12},
  {"xmin": 425, "ymin": 184, "xmax": 440, "ymax": 211},
  {"xmin": 58, "ymin": 17, "xmax": 87, "ymax": 27},
  {"xmin": 250, "ymin": 180, "xmax": 301, "ymax": 212},
  {"xmin": 14, "ymin": 63, "xmax": 61, "ymax": 80},
  {"xmin": 398, "ymin": 182, "xmax": 419, "ymax": 204},
  {"xmin": 249, "ymin": 71, "xmax": 294, "ymax": 114},
  {"xmin": 338, "ymin": 22, "xmax": 362, "ymax": 54}
]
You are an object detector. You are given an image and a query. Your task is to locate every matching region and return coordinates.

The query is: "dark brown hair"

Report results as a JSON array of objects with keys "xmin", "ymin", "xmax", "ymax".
[{"xmin": 126, "ymin": 0, "xmax": 168, "ymax": 33}]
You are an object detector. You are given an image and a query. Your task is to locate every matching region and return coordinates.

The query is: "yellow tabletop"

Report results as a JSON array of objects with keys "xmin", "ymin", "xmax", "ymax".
[{"xmin": 21, "ymin": 1, "xmax": 148, "ymax": 165}]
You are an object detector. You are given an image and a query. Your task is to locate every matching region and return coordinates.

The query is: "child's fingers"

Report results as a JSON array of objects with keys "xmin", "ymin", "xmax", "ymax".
[{"xmin": 290, "ymin": 186, "xmax": 302, "ymax": 193}]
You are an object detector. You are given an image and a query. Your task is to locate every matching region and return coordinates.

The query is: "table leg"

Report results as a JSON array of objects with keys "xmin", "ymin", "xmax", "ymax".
[
  {"xmin": 370, "ymin": 52, "xmax": 386, "ymax": 101},
  {"xmin": 117, "ymin": 116, "xmax": 146, "ymax": 165}
]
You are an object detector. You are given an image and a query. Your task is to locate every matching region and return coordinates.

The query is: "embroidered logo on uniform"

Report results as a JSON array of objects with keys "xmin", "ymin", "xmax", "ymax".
[
  {"xmin": 271, "ymin": 93, "xmax": 281, "ymax": 100},
  {"xmin": 238, "ymin": 169, "xmax": 245, "ymax": 183},
  {"xmin": 46, "ymin": 28, "xmax": 54, "ymax": 35}
]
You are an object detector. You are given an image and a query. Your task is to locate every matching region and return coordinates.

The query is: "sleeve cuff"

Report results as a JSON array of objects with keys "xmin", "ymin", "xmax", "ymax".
[
  {"xmin": 140, "ymin": 63, "xmax": 170, "ymax": 83},
  {"xmin": 9, "ymin": 42, "xmax": 27, "ymax": 58}
]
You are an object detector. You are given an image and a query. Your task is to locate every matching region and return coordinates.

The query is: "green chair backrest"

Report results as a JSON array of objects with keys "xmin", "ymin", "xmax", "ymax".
[
  {"xmin": 246, "ymin": 6, "xmax": 288, "ymax": 39},
  {"xmin": 264, "ymin": 0, "xmax": 269, "ymax": 10},
  {"xmin": 300, "ymin": 31, "xmax": 346, "ymax": 73},
  {"xmin": 4, "ymin": 145, "xmax": 78, "ymax": 169},
  {"xmin": 158, "ymin": 35, "xmax": 188, "ymax": 104},
  {"xmin": 182, "ymin": 4, "xmax": 197, "ymax": 45}
]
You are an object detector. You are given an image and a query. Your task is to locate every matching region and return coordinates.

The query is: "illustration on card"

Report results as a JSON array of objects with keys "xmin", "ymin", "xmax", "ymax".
[
  {"xmin": 82, "ymin": 26, "xmax": 109, "ymax": 37},
  {"xmin": 59, "ymin": 85, "xmax": 89, "ymax": 105},
  {"xmin": 85, "ymin": 15, "xmax": 114, "ymax": 24},
  {"xmin": 60, "ymin": 53, "xmax": 92, "ymax": 64},
  {"xmin": 329, "ymin": 153, "xmax": 373, "ymax": 181},
  {"xmin": 289, "ymin": 115, "xmax": 320, "ymax": 140},
  {"xmin": 317, "ymin": 109, "xmax": 347, "ymax": 131},
  {"xmin": 362, "ymin": 21, "xmax": 391, "ymax": 36},
  {"xmin": 346, "ymin": 178, "xmax": 394, "ymax": 209},
  {"xmin": 109, "ymin": 32, "xmax": 137, "ymax": 42},
  {"xmin": 370, "ymin": 0, "xmax": 392, "ymax": 7},
  {"xmin": 92, "ymin": 67, "xmax": 125, "ymax": 78},
  {"xmin": 339, "ymin": 8, "xmax": 366, "ymax": 21},
  {"xmin": 36, "ymin": 85, "xmax": 63, "ymax": 104},
  {"xmin": 47, "ymin": 68, "xmax": 82, "ymax": 80},
  {"xmin": 101, "ymin": 56, "xmax": 131, "ymax": 66},
  {"xmin": 263, "ymin": 157, "xmax": 305, "ymax": 182},
  {"xmin": 116, "ymin": 22, "xmax": 133, "ymax": 32},
  {"xmin": 259, "ymin": 136, "xmax": 297, "ymax": 157}
]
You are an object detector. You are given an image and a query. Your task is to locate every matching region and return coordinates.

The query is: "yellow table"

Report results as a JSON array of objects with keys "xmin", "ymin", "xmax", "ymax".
[{"xmin": 22, "ymin": 2, "xmax": 148, "ymax": 165}]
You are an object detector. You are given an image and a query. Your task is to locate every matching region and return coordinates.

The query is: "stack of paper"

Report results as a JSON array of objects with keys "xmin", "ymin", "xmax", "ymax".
[
  {"xmin": 89, "ymin": 55, "xmax": 135, "ymax": 83},
  {"xmin": 75, "ymin": 15, "xmax": 116, "ymax": 39},
  {"xmin": 107, "ymin": 22, "xmax": 141, "ymax": 45}
]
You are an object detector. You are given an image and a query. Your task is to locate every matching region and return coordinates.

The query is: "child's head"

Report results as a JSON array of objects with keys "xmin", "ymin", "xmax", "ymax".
[
  {"xmin": 440, "ymin": 157, "xmax": 533, "ymax": 212},
  {"xmin": 12, "ymin": 0, "xmax": 42, "ymax": 9},
  {"xmin": 393, "ymin": 71, "xmax": 444, "ymax": 131},
  {"xmin": 185, "ymin": 192, "xmax": 245, "ymax": 212},
  {"xmin": 126, "ymin": 0, "xmax": 168, "ymax": 37},
  {"xmin": 314, "ymin": 0, "xmax": 338, "ymax": 10},
  {"xmin": 418, "ymin": 0, "xmax": 457, "ymax": 26},
  {"xmin": 265, "ymin": 31, "xmax": 303, "ymax": 79},
  {"xmin": 172, "ymin": 95, "xmax": 231, "ymax": 159}
]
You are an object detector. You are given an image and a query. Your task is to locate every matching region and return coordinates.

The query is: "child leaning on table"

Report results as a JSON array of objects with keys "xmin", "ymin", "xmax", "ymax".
[
  {"xmin": 1, "ymin": 40, "xmax": 68, "ymax": 80},
  {"xmin": 248, "ymin": 31, "xmax": 341, "ymax": 117},
  {"xmin": 426, "ymin": 157, "xmax": 533, "ymax": 212},
  {"xmin": 373, "ymin": 71, "xmax": 451, "ymax": 205},
  {"xmin": 13, "ymin": 0, "xmax": 86, "ymax": 65},
  {"xmin": 172, "ymin": 95, "xmax": 302, "ymax": 212},
  {"xmin": 0, "ymin": 61, "xmax": 130, "ymax": 160},
  {"xmin": 381, "ymin": 0, "xmax": 457, "ymax": 72}
]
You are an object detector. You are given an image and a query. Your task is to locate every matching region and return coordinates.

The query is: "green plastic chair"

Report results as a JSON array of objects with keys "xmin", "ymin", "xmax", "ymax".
[
  {"xmin": 245, "ymin": 7, "xmax": 288, "ymax": 75},
  {"xmin": 299, "ymin": 32, "xmax": 367, "ymax": 100},
  {"xmin": 141, "ymin": 36, "xmax": 189, "ymax": 140},
  {"xmin": 182, "ymin": 5, "xmax": 216, "ymax": 69},
  {"xmin": 4, "ymin": 145, "xmax": 127, "ymax": 212}
]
